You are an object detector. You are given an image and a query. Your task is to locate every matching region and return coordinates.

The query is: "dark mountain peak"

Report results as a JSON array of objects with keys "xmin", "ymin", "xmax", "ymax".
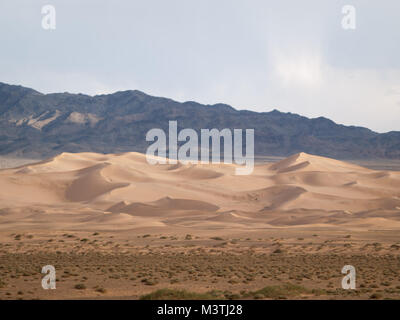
[
  {"xmin": 267, "ymin": 109, "xmax": 300, "ymax": 118},
  {"xmin": 0, "ymin": 82, "xmax": 42, "ymax": 96},
  {"xmin": 105, "ymin": 89, "xmax": 148, "ymax": 97},
  {"xmin": 209, "ymin": 103, "xmax": 235, "ymax": 112},
  {"xmin": 183, "ymin": 100, "xmax": 202, "ymax": 106},
  {"xmin": 268, "ymin": 108, "xmax": 282, "ymax": 114},
  {"xmin": 312, "ymin": 116, "xmax": 333, "ymax": 122}
]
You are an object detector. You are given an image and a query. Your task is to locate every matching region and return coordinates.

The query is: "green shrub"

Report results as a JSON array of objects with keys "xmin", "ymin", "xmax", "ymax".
[
  {"xmin": 140, "ymin": 288, "xmax": 222, "ymax": 300},
  {"xmin": 247, "ymin": 283, "xmax": 310, "ymax": 299},
  {"xmin": 74, "ymin": 283, "xmax": 86, "ymax": 290}
]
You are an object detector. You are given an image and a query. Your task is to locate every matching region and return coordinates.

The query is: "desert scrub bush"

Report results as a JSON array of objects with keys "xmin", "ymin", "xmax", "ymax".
[
  {"xmin": 370, "ymin": 293, "xmax": 382, "ymax": 299},
  {"xmin": 246, "ymin": 283, "xmax": 310, "ymax": 299},
  {"xmin": 141, "ymin": 278, "xmax": 159, "ymax": 286},
  {"xmin": 74, "ymin": 283, "xmax": 86, "ymax": 290},
  {"xmin": 224, "ymin": 292, "xmax": 240, "ymax": 300},
  {"xmin": 140, "ymin": 289, "xmax": 223, "ymax": 300},
  {"xmin": 185, "ymin": 234, "xmax": 192, "ymax": 240}
]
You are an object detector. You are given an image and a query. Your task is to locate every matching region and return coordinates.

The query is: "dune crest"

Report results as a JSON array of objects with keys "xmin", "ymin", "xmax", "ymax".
[{"xmin": 1, "ymin": 151, "xmax": 400, "ymax": 230}]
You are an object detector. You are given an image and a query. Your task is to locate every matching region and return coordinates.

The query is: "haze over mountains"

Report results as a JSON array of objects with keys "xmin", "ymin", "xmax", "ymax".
[{"xmin": 0, "ymin": 82, "xmax": 399, "ymax": 159}]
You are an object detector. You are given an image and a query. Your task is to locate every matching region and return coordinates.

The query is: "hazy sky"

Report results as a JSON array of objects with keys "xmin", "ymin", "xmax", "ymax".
[{"xmin": 1, "ymin": 0, "xmax": 399, "ymax": 132}]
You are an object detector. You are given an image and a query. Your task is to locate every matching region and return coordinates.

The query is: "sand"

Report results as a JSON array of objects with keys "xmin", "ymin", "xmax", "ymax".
[
  {"xmin": 1, "ymin": 152, "xmax": 400, "ymax": 300},
  {"xmin": 0, "ymin": 151, "xmax": 400, "ymax": 232}
]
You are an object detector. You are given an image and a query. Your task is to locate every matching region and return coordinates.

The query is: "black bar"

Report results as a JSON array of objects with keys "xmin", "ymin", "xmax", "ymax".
[{"xmin": 0, "ymin": 300, "xmax": 397, "ymax": 319}]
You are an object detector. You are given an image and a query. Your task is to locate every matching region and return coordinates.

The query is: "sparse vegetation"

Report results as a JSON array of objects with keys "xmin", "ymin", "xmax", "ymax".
[
  {"xmin": 210, "ymin": 237, "xmax": 224, "ymax": 241},
  {"xmin": 246, "ymin": 284, "xmax": 310, "ymax": 299},
  {"xmin": 1, "ymin": 230, "xmax": 400, "ymax": 300},
  {"xmin": 140, "ymin": 289, "xmax": 221, "ymax": 300},
  {"xmin": 74, "ymin": 283, "xmax": 86, "ymax": 290},
  {"xmin": 185, "ymin": 234, "xmax": 192, "ymax": 240}
]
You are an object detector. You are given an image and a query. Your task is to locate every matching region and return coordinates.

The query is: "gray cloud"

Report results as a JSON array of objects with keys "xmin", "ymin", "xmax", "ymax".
[{"xmin": 0, "ymin": 0, "xmax": 399, "ymax": 132}]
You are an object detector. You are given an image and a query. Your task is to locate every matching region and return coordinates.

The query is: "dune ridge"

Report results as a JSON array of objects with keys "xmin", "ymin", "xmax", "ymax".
[{"xmin": 1, "ymin": 151, "xmax": 400, "ymax": 231}]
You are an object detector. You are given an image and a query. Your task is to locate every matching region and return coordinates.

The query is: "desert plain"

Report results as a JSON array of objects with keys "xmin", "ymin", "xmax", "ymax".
[{"xmin": 1, "ymin": 151, "xmax": 400, "ymax": 299}]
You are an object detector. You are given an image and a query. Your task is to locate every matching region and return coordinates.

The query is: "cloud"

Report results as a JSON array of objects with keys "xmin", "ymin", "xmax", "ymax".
[
  {"xmin": 0, "ymin": 0, "xmax": 399, "ymax": 132},
  {"xmin": 272, "ymin": 50, "xmax": 323, "ymax": 89}
]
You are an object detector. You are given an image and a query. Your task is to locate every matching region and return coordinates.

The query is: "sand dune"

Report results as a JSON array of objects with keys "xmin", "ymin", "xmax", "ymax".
[{"xmin": 1, "ymin": 151, "xmax": 400, "ymax": 231}]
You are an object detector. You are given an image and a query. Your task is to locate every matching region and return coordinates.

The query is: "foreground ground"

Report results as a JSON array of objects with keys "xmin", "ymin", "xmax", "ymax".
[{"xmin": 1, "ymin": 228, "xmax": 400, "ymax": 300}]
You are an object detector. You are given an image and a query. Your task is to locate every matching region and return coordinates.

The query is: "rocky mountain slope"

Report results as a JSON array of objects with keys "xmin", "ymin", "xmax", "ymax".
[{"xmin": 0, "ymin": 82, "xmax": 399, "ymax": 159}]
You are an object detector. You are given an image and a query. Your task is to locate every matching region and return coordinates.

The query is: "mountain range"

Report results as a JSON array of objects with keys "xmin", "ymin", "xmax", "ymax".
[{"xmin": 0, "ymin": 82, "xmax": 399, "ymax": 159}]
